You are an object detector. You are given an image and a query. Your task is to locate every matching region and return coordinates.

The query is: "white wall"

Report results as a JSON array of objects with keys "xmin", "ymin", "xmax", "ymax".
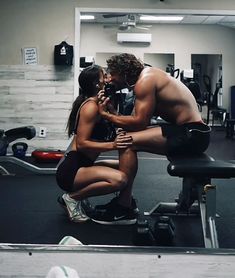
[
  {"xmin": 1, "ymin": 0, "xmax": 235, "ymax": 152},
  {"xmin": 80, "ymin": 23, "xmax": 235, "ymax": 110},
  {"xmin": 1, "ymin": 0, "xmax": 235, "ymax": 65}
]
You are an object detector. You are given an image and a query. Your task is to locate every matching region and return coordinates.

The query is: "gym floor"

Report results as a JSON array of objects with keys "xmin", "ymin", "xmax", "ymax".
[{"xmin": 0, "ymin": 127, "xmax": 235, "ymax": 248}]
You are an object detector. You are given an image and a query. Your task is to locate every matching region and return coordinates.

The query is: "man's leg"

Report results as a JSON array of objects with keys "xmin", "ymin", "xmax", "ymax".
[
  {"xmin": 129, "ymin": 126, "xmax": 167, "ymax": 154},
  {"xmin": 90, "ymin": 126, "xmax": 168, "ymax": 224},
  {"xmin": 117, "ymin": 126, "xmax": 167, "ymax": 207},
  {"xmin": 117, "ymin": 147, "xmax": 138, "ymax": 208}
]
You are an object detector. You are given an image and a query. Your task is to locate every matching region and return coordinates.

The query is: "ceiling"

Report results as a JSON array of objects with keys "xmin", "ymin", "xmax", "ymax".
[{"xmin": 81, "ymin": 13, "xmax": 235, "ymax": 29}]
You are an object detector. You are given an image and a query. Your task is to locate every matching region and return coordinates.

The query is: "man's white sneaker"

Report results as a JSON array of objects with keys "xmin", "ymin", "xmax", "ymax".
[{"xmin": 62, "ymin": 194, "xmax": 89, "ymax": 223}]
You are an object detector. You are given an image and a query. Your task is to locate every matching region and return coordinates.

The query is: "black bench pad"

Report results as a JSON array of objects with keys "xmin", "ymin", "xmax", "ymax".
[
  {"xmin": 167, "ymin": 154, "xmax": 235, "ymax": 179},
  {"xmin": 4, "ymin": 126, "xmax": 36, "ymax": 143}
]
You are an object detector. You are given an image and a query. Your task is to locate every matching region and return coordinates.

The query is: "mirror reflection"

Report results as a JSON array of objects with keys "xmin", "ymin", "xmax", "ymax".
[{"xmin": 1, "ymin": 6, "xmax": 235, "ymax": 250}]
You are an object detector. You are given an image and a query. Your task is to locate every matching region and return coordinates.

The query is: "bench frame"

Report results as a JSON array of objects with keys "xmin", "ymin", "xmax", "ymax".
[{"xmin": 145, "ymin": 175, "xmax": 218, "ymax": 248}]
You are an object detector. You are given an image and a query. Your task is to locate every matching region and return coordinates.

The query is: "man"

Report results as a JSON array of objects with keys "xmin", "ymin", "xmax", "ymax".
[{"xmin": 91, "ymin": 53, "xmax": 211, "ymax": 225}]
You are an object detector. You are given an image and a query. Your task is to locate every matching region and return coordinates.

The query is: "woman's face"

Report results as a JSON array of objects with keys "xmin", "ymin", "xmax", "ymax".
[{"xmin": 104, "ymin": 72, "xmax": 112, "ymax": 84}]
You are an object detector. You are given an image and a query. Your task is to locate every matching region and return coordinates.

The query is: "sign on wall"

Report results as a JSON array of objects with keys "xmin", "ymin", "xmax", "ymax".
[{"xmin": 22, "ymin": 47, "xmax": 38, "ymax": 65}]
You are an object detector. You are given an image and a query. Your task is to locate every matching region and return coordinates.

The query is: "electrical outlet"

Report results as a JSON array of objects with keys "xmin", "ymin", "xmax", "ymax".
[{"xmin": 39, "ymin": 127, "xmax": 47, "ymax": 138}]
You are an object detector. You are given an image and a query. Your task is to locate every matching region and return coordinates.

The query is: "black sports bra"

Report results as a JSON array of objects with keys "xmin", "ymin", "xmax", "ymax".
[{"xmin": 73, "ymin": 98, "xmax": 116, "ymax": 142}]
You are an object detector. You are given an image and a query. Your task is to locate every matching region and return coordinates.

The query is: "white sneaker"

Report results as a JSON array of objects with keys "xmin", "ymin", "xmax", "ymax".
[{"xmin": 62, "ymin": 194, "xmax": 89, "ymax": 223}]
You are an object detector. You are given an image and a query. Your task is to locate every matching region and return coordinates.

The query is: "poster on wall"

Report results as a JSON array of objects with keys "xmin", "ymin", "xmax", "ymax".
[{"xmin": 22, "ymin": 47, "xmax": 38, "ymax": 65}]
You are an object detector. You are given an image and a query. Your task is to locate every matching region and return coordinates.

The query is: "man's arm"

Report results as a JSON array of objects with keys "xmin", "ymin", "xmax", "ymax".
[{"xmin": 99, "ymin": 82, "xmax": 156, "ymax": 131}]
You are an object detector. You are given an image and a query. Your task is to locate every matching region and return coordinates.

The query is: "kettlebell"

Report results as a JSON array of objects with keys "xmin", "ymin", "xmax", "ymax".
[{"xmin": 12, "ymin": 142, "xmax": 28, "ymax": 159}]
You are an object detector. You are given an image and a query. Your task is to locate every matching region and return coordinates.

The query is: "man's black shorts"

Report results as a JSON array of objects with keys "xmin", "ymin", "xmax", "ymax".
[{"xmin": 161, "ymin": 122, "xmax": 211, "ymax": 156}]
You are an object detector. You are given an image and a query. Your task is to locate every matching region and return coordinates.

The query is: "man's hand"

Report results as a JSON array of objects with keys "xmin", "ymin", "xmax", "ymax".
[{"xmin": 113, "ymin": 132, "xmax": 133, "ymax": 149}]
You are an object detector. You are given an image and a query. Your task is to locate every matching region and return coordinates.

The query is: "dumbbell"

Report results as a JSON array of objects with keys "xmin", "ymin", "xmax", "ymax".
[
  {"xmin": 153, "ymin": 216, "xmax": 175, "ymax": 246},
  {"xmin": 132, "ymin": 219, "xmax": 155, "ymax": 246}
]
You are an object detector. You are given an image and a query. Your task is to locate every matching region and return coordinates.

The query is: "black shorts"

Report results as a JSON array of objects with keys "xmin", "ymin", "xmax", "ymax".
[
  {"xmin": 56, "ymin": 151, "xmax": 93, "ymax": 192},
  {"xmin": 161, "ymin": 122, "xmax": 211, "ymax": 156}
]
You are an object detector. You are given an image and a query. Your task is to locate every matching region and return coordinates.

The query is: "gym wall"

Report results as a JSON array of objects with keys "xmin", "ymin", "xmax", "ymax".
[
  {"xmin": 1, "ymin": 0, "xmax": 235, "ymax": 153},
  {"xmin": 79, "ymin": 23, "xmax": 235, "ymax": 110}
]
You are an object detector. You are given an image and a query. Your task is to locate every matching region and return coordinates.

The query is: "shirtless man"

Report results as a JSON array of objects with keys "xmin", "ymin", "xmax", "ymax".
[{"xmin": 91, "ymin": 53, "xmax": 211, "ymax": 225}]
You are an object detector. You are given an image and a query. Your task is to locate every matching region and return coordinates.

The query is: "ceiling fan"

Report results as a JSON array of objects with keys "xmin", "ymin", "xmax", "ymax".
[{"xmin": 103, "ymin": 14, "xmax": 152, "ymax": 31}]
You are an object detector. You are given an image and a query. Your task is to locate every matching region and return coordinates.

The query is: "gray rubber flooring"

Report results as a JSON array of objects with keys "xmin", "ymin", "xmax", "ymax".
[{"xmin": 0, "ymin": 127, "xmax": 235, "ymax": 248}]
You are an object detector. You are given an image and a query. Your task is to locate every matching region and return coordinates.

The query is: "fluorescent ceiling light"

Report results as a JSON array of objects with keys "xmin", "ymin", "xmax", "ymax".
[
  {"xmin": 80, "ymin": 15, "xmax": 95, "ymax": 20},
  {"xmin": 140, "ymin": 15, "xmax": 184, "ymax": 21}
]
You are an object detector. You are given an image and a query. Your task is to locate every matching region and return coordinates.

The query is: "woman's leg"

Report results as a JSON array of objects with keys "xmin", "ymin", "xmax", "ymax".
[
  {"xmin": 69, "ymin": 165, "xmax": 127, "ymax": 200},
  {"xmin": 94, "ymin": 159, "xmax": 119, "ymax": 169}
]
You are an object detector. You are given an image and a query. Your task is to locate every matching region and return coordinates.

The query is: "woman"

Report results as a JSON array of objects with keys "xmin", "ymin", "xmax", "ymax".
[{"xmin": 56, "ymin": 65, "xmax": 133, "ymax": 223}]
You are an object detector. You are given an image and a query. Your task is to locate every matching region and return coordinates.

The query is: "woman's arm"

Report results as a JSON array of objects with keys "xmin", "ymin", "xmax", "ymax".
[{"xmin": 76, "ymin": 101, "xmax": 132, "ymax": 152}]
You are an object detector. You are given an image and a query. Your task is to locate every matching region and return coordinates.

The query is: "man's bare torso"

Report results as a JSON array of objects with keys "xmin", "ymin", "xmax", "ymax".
[{"xmin": 135, "ymin": 67, "xmax": 203, "ymax": 125}]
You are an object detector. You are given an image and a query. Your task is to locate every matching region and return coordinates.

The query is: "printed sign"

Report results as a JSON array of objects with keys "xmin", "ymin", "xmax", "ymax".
[{"xmin": 23, "ymin": 47, "xmax": 38, "ymax": 65}]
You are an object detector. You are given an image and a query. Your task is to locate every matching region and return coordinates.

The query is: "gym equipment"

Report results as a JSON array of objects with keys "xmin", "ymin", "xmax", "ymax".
[
  {"xmin": 145, "ymin": 153, "xmax": 235, "ymax": 248},
  {"xmin": 12, "ymin": 142, "xmax": 28, "ymax": 159},
  {"xmin": 226, "ymin": 118, "xmax": 235, "ymax": 139},
  {"xmin": 166, "ymin": 64, "xmax": 180, "ymax": 79},
  {"xmin": 133, "ymin": 217, "xmax": 175, "ymax": 246},
  {"xmin": 0, "ymin": 156, "xmax": 56, "ymax": 175},
  {"xmin": 203, "ymin": 74, "xmax": 227, "ymax": 126},
  {"xmin": 0, "ymin": 130, "xmax": 7, "ymax": 155},
  {"xmin": 231, "ymin": 86, "xmax": 235, "ymax": 119},
  {"xmin": 181, "ymin": 69, "xmax": 205, "ymax": 111},
  {"xmin": 32, "ymin": 149, "xmax": 64, "ymax": 163},
  {"xmin": 226, "ymin": 87, "xmax": 235, "ymax": 138},
  {"xmin": 0, "ymin": 126, "xmax": 35, "ymax": 156},
  {"xmin": 153, "ymin": 216, "xmax": 175, "ymax": 246},
  {"xmin": 0, "ymin": 126, "xmax": 56, "ymax": 175},
  {"xmin": 132, "ymin": 219, "xmax": 155, "ymax": 246}
]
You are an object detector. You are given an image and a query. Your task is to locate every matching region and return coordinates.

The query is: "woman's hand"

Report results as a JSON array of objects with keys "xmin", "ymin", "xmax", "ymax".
[
  {"xmin": 116, "ymin": 128, "xmax": 126, "ymax": 135},
  {"xmin": 97, "ymin": 90, "xmax": 117, "ymax": 116},
  {"xmin": 113, "ymin": 132, "xmax": 133, "ymax": 149}
]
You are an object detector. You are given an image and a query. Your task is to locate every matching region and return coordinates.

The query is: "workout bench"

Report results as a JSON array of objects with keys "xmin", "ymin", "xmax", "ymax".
[{"xmin": 145, "ymin": 153, "xmax": 235, "ymax": 249}]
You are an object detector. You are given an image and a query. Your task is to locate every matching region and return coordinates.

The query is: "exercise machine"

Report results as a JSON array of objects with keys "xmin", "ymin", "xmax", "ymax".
[
  {"xmin": 203, "ymin": 74, "xmax": 227, "ymax": 126},
  {"xmin": 0, "ymin": 126, "xmax": 35, "ymax": 155},
  {"xmin": 180, "ymin": 69, "xmax": 205, "ymax": 111},
  {"xmin": 145, "ymin": 153, "xmax": 235, "ymax": 248},
  {"xmin": 0, "ymin": 126, "xmax": 56, "ymax": 175},
  {"xmin": 166, "ymin": 64, "xmax": 180, "ymax": 79}
]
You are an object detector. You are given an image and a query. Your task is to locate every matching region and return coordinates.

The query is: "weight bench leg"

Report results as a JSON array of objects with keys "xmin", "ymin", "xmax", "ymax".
[
  {"xmin": 144, "ymin": 176, "xmax": 219, "ymax": 248},
  {"xmin": 144, "ymin": 177, "xmax": 200, "ymax": 216},
  {"xmin": 198, "ymin": 183, "xmax": 219, "ymax": 248}
]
